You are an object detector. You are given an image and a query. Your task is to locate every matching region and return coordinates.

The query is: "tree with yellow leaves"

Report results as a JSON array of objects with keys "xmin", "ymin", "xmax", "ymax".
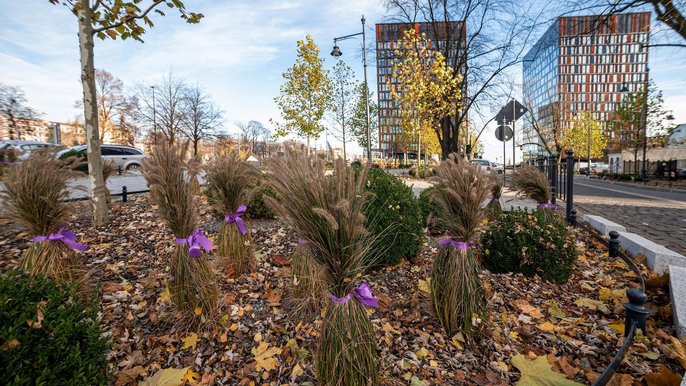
[
  {"xmin": 566, "ymin": 112, "xmax": 607, "ymax": 166},
  {"xmin": 273, "ymin": 35, "xmax": 332, "ymax": 154},
  {"xmin": 390, "ymin": 28, "xmax": 462, "ymax": 161}
]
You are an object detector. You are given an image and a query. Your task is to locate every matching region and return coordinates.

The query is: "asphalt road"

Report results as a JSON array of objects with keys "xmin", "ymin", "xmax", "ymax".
[{"xmin": 573, "ymin": 178, "xmax": 686, "ymax": 256}]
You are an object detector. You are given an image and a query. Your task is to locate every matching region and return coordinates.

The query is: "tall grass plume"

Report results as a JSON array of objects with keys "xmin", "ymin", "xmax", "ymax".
[
  {"xmin": 429, "ymin": 155, "xmax": 491, "ymax": 337},
  {"xmin": 265, "ymin": 157, "xmax": 379, "ymax": 386},
  {"xmin": 142, "ymin": 141, "xmax": 219, "ymax": 327},
  {"xmin": 205, "ymin": 152, "xmax": 259, "ymax": 275},
  {"xmin": 0, "ymin": 154, "xmax": 87, "ymax": 287},
  {"xmin": 285, "ymin": 243, "xmax": 325, "ymax": 321},
  {"xmin": 486, "ymin": 172, "xmax": 503, "ymax": 221}
]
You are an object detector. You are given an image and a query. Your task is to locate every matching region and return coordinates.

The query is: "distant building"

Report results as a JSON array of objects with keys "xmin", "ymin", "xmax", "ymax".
[
  {"xmin": 375, "ymin": 21, "xmax": 466, "ymax": 159},
  {"xmin": 522, "ymin": 12, "xmax": 651, "ymax": 159},
  {"xmin": 669, "ymin": 123, "xmax": 686, "ymax": 147}
]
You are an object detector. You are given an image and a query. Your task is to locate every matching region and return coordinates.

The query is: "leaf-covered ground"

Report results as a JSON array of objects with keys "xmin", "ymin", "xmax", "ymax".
[{"xmin": 0, "ymin": 196, "xmax": 682, "ymax": 386}]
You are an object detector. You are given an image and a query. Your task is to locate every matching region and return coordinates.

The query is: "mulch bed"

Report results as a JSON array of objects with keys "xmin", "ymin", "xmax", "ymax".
[{"xmin": 0, "ymin": 195, "xmax": 681, "ymax": 385}]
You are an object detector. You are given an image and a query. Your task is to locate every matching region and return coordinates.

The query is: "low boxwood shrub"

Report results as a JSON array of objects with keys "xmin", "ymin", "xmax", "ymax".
[
  {"xmin": 0, "ymin": 270, "xmax": 110, "ymax": 385},
  {"xmin": 364, "ymin": 168, "xmax": 423, "ymax": 268},
  {"xmin": 247, "ymin": 181, "xmax": 277, "ymax": 220},
  {"xmin": 481, "ymin": 208, "xmax": 577, "ymax": 284},
  {"xmin": 58, "ymin": 149, "xmax": 88, "ymax": 173}
]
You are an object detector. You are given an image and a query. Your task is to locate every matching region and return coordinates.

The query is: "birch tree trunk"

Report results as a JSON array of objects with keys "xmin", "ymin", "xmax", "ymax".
[{"xmin": 78, "ymin": 0, "xmax": 109, "ymax": 226}]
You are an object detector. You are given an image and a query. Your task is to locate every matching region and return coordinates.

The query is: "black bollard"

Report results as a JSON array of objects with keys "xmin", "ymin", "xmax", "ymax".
[
  {"xmin": 624, "ymin": 288, "xmax": 649, "ymax": 336},
  {"xmin": 565, "ymin": 149, "xmax": 574, "ymax": 224},
  {"xmin": 122, "ymin": 185, "xmax": 128, "ymax": 203},
  {"xmin": 570, "ymin": 208, "xmax": 577, "ymax": 227},
  {"xmin": 118, "ymin": 165, "xmax": 122, "ymax": 175},
  {"xmin": 609, "ymin": 231, "xmax": 620, "ymax": 258}
]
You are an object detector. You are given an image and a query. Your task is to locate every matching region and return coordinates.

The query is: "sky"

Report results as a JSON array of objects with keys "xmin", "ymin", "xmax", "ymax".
[{"xmin": 1, "ymin": 0, "xmax": 685, "ymax": 162}]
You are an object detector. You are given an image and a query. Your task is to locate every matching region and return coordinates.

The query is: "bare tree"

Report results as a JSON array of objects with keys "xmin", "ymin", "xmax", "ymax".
[
  {"xmin": 180, "ymin": 84, "xmax": 224, "ymax": 157},
  {"xmin": 327, "ymin": 60, "xmax": 359, "ymax": 161},
  {"xmin": 137, "ymin": 71, "xmax": 188, "ymax": 145},
  {"xmin": 385, "ymin": 0, "xmax": 546, "ymax": 158},
  {"xmin": 0, "ymin": 83, "xmax": 39, "ymax": 140},
  {"xmin": 247, "ymin": 121, "xmax": 268, "ymax": 154}
]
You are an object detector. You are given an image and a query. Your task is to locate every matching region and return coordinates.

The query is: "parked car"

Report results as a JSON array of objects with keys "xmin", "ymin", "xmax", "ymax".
[
  {"xmin": 0, "ymin": 140, "xmax": 59, "ymax": 160},
  {"xmin": 469, "ymin": 159, "xmax": 497, "ymax": 173},
  {"xmin": 56, "ymin": 144, "xmax": 145, "ymax": 171},
  {"xmin": 678, "ymin": 169, "xmax": 686, "ymax": 180},
  {"xmin": 591, "ymin": 163, "xmax": 610, "ymax": 174}
]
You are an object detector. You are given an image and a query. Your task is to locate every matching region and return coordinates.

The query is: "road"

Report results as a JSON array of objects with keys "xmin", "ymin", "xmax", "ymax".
[{"xmin": 573, "ymin": 178, "xmax": 686, "ymax": 255}]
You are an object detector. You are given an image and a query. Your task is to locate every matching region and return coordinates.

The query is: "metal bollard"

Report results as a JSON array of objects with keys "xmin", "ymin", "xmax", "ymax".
[
  {"xmin": 118, "ymin": 165, "xmax": 122, "ymax": 175},
  {"xmin": 569, "ymin": 208, "xmax": 577, "ymax": 227},
  {"xmin": 565, "ymin": 149, "xmax": 574, "ymax": 224},
  {"xmin": 122, "ymin": 185, "xmax": 128, "ymax": 203},
  {"xmin": 624, "ymin": 288, "xmax": 649, "ymax": 336},
  {"xmin": 609, "ymin": 231, "xmax": 620, "ymax": 258}
]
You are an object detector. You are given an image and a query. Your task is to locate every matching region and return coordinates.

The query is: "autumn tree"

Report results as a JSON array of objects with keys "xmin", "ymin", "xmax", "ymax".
[
  {"xmin": 181, "ymin": 84, "xmax": 223, "ymax": 157},
  {"xmin": 568, "ymin": 111, "xmax": 608, "ymax": 165},
  {"xmin": 273, "ymin": 35, "xmax": 332, "ymax": 153},
  {"xmin": 386, "ymin": 0, "xmax": 542, "ymax": 158},
  {"xmin": 349, "ymin": 83, "xmax": 378, "ymax": 152},
  {"xmin": 327, "ymin": 60, "xmax": 359, "ymax": 161},
  {"xmin": 0, "ymin": 83, "xmax": 39, "ymax": 140},
  {"xmin": 390, "ymin": 28, "xmax": 461, "ymax": 162},
  {"xmin": 612, "ymin": 82, "xmax": 669, "ymax": 176},
  {"xmin": 523, "ymin": 95, "xmax": 570, "ymax": 161},
  {"xmin": 49, "ymin": 0, "xmax": 203, "ymax": 226}
]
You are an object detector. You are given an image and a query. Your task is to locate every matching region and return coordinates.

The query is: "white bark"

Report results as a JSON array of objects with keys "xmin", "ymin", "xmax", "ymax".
[{"xmin": 78, "ymin": 0, "xmax": 109, "ymax": 226}]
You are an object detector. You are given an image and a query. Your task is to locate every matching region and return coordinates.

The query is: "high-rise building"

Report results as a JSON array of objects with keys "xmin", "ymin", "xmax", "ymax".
[
  {"xmin": 522, "ymin": 12, "xmax": 650, "ymax": 158},
  {"xmin": 375, "ymin": 21, "xmax": 466, "ymax": 158}
]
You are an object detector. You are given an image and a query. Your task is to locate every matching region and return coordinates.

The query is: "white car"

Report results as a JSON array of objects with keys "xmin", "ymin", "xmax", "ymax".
[
  {"xmin": 0, "ymin": 140, "xmax": 59, "ymax": 160},
  {"xmin": 469, "ymin": 159, "xmax": 498, "ymax": 173},
  {"xmin": 56, "ymin": 144, "xmax": 145, "ymax": 171}
]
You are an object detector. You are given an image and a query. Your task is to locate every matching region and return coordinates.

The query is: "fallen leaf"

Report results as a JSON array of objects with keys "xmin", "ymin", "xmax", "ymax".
[
  {"xmin": 193, "ymin": 307, "xmax": 202, "ymax": 316},
  {"xmin": 0, "ymin": 338, "xmax": 20, "ymax": 351},
  {"xmin": 537, "ymin": 322, "xmax": 555, "ymax": 332},
  {"xmin": 416, "ymin": 347, "xmax": 429, "ymax": 359},
  {"xmin": 291, "ymin": 363, "xmax": 304, "ymax": 378},
  {"xmin": 511, "ymin": 299, "xmax": 544, "ymax": 319},
  {"xmin": 26, "ymin": 300, "xmax": 47, "ymax": 329},
  {"xmin": 410, "ymin": 376, "xmax": 427, "ymax": 386},
  {"xmin": 574, "ymin": 297, "xmax": 603, "ymax": 310},
  {"xmin": 511, "ymin": 354, "xmax": 584, "ymax": 386},
  {"xmin": 183, "ymin": 369, "xmax": 200, "ymax": 384},
  {"xmin": 251, "ymin": 341, "xmax": 282, "ymax": 372},
  {"xmin": 181, "ymin": 333, "xmax": 198, "ymax": 350},
  {"xmin": 418, "ymin": 278, "xmax": 431, "ymax": 294},
  {"xmin": 607, "ymin": 373, "xmax": 633, "ymax": 386},
  {"xmin": 138, "ymin": 367, "xmax": 189, "ymax": 386},
  {"xmin": 158, "ymin": 286, "xmax": 171, "ymax": 303},
  {"xmin": 645, "ymin": 365, "xmax": 682, "ymax": 386},
  {"xmin": 265, "ymin": 288, "xmax": 282, "ymax": 306}
]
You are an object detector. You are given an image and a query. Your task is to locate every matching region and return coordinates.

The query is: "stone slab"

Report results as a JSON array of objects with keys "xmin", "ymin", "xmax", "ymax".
[
  {"xmin": 669, "ymin": 265, "xmax": 686, "ymax": 340},
  {"xmin": 618, "ymin": 232, "xmax": 686, "ymax": 274},
  {"xmin": 582, "ymin": 214, "xmax": 627, "ymax": 236}
]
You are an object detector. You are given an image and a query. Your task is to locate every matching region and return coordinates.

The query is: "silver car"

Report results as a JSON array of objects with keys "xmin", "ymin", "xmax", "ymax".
[
  {"xmin": 56, "ymin": 144, "xmax": 145, "ymax": 171},
  {"xmin": 0, "ymin": 140, "xmax": 59, "ymax": 160},
  {"xmin": 469, "ymin": 159, "xmax": 498, "ymax": 173}
]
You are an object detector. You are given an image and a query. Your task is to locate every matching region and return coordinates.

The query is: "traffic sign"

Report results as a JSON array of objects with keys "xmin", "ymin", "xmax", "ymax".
[{"xmin": 495, "ymin": 125, "xmax": 513, "ymax": 142}]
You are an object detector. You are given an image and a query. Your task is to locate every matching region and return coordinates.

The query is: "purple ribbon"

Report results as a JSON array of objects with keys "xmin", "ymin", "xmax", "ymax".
[
  {"xmin": 225, "ymin": 204, "xmax": 247, "ymax": 235},
  {"xmin": 329, "ymin": 283, "xmax": 378, "ymax": 308},
  {"xmin": 538, "ymin": 200, "xmax": 558, "ymax": 210},
  {"xmin": 32, "ymin": 227, "xmax": 88, "ymax": 251},
  {"xmin": 175, "ymin": 228, "xmax": 213, "ymax": 258},
  {"xmin": 437, "ymin": 238, "xmax": 472, "ymax": 250},
  {"xmin": 297, "ymin": 238, "xmax": 307, "ymax": 245}
]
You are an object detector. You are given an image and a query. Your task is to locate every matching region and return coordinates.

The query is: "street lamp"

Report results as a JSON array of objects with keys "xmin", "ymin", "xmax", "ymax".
[{"xmin": 331, "ymin": 15, "xmax": 371, "ymax": 163}]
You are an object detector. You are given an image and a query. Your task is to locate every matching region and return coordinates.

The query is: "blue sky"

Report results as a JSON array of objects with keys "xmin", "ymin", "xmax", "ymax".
[{"xmin": 1, "ymin": 0, "xmax": 685, "ymax": 162}]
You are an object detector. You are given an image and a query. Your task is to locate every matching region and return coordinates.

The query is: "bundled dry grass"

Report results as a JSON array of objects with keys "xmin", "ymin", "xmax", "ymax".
[
  {"xmin": 142, "ymin": 141, "xmax": 219, "ymax": 327},
  {"xmin": 285, "ymin": 244, "xmax": 325, "ymax": 321},
  {"xmin": 265, "ymin": 157, "xmax": 378, "ymax": 386},
  {"xmin": 205, "ymin": 152, "xmax": 259, "ymax": 275},
  {"xmin": 486, "ymin": 172, "xmax": 503, "ymax": 221},
  {"xmin": 0, "ymin": 154, "xmax": 86, "ymax": 287},
  {"xmin": 511, "ymin": 165, "xmax": 552, "ymax": 204},
  {"xmin": 429, "ymin": 155, "xmax": 491, "ymax": 337}
]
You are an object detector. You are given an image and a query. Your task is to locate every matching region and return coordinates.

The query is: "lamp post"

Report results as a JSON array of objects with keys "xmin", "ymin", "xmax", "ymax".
[
  {"xmin": 331, "ymin": 15, "xmax": 371, "ymax": 163},
  {"xmin": 151, "ymin": 85, "xmax": 157, "ymax": 146},
  {"xmin": 639, "ymin": 41, "xmax": 650, "ymax": 182}
]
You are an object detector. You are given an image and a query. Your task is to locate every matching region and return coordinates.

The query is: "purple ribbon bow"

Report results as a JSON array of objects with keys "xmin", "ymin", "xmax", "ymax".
[
  {"xmin": 225, "ymin": 204, "xmax": 247, "ymax": 235},
  {"xmin": 538, "ymin": 200, "xmax": 558, "ymax": 210},
  {"xmin": 329, "ymin": 283, "xmax": 378, "ymax": 308},
  {"xmin": 437, "ymin": 238, "xmax": 472, "ymax": 250},
  {"xmin": 32, "ymin": 227, "xmax": 88, "ymax": 251},
  {"xmin": 297, "ymin": 238, "xmax": 308, "ymax": 245},
  {"xmin": 176, "ymin": 228, "xmax": 213, "ymax": 258}
]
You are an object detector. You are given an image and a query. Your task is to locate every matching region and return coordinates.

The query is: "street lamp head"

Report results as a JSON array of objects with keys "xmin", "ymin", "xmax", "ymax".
[{"xmin": 331, "ymin": 45, "xmax": 342, "ymax": 57}]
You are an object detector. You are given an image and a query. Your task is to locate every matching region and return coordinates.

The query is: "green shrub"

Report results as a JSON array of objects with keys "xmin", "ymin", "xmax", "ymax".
[
  {"xmin": 417, "ymin": 186, "xmax": 443, "ymax": 230},
  {"xmin": 364, "ymin": 168, "xmax": 423, "ymax": 268},
  {"xmin": 247, "ymin": 182, "xmax": 277, "ymax": 220},
  {"xmin": 481, "ymin": 208, "xmax": 577, "ymax": 284},
  {"xmin": 58, "ymin": 149, "xmax": 88, "ymax": 173},
  {"xmin": 0, "ymin": 270, "xmax": 110, "ymax": 385},
  {"xmin": 409, "ymin": 165, "xmax": 434, "ymax": 178}
]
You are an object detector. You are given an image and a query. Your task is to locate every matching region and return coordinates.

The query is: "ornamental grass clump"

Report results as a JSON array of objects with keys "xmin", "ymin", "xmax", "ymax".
[
  {"xmin": 511, "ymin": 165, "xmax": 558, "ymax": 217},
  {"xmin": 486, "ymin": 172, "xmax": 504, "ymax": 221},
  {"xmin": 0, "ymin": 154, "xmax": 87, "ymax": 287},
  {"xmin": 205, "ymin": 152, "xmax": 259, "ymax": 275},
  {"xmin": 429, "ymin": 155, "xmax": 492, "ymax": 337},
  {"xmin": 285, "ymin": 241, "xmax": 325, "ymax": 321},
  {"xmin": 265, "ymin": 157, "xmax": 379, "ymax": 386},
  {"xmin": 142, "ymin": 141, "xmax": 218, "ymax": 326}
]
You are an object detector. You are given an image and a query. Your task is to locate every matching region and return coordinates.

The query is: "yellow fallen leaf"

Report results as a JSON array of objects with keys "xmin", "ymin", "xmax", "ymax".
[
  {"xmin": 416, "ymin": 347, "xmax": 429, "ymax": 359},
  {"xmin": 418, "ymin": 278, "xmax": 431, "ymax": 294},
  {"xmin": 608, "ymin": 323, "xmax": 625, "ymax": 335},
  {"xmin": 139, "ymin": 367, "xmax": 189, "ymax": 386},
  {"xmin": 574, "ymin": 297, "xmax": 604, "ymax": 310},
  {"xmin": 509, "ymin": 331, "xmax": 520, "ymax": 340},
  {"xmin": 429, "ymin": 360, "xmax": 438, "ymax": 367},
  {"xmin": 251, "ymin": 341, "xmax": 282, "ymax": 372},
  {"xmin": 537, "ymin": 322, "xmax": 555, "ymax": 332},
  {"xmin": 291, "ymin": 363, "xmax": 304, "ymax": 378},
  {"xmin": 183, "ymin": 369, "xmax": 199, "ymax": 384},
  {"xmin": 122, "ymin": 284, "xmax": 134, "ymax": 292},
  {"xmin": 598, "ymin": 287, "xmax": 613, "ymax": 301},
  {"xmin": 230, "ymin": 323, "xmax": 238, "ymax": 331},
  {"xmin": 511, "ymin": 354, "xmax": 584, "ymax": 386},
  {"xmin": 193, "ymin": 307, "xmax": 202, "ymax": 316},
  {"xmin": 158, "ymin": 286, "xmax": 171, "ymax": 303},
  {"xmin": 451, "ymin": 331, "xmax": 465, "ymax": 350},
  {"xmin": 244, "ymin": 305, "xmax": 253, "ymax": 312},
  {"xmin": 181, "ymin": 332, "xmax": 198, "ymax": 350},
  {"xmin": 382, "ymin": 322, "xmax": 400, "ymax": 334},
  {"xmin": 254, "ymin": 332, "xmax": 263, "ymax": 342}
]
